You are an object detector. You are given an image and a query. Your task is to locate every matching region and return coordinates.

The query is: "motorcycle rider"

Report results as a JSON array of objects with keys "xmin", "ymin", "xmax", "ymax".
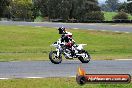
[{"xmin": 58, "ymin": 27, "xmax": 75, "ymax": 58}]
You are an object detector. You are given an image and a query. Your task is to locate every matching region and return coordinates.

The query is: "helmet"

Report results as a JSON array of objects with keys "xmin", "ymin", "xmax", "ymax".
[{"xmin": 58, "ymin": 27, "xmax": 66, "ymax": 34}]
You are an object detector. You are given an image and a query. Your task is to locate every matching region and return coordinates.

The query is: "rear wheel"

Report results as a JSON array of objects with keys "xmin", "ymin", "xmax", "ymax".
[
  {"xmin": 49, "ymin": 51, "xmax": 62, "ymax": 64},
  {"xmin": 78, "ymin": 51, "xmax": 91, "ymax": 63}
]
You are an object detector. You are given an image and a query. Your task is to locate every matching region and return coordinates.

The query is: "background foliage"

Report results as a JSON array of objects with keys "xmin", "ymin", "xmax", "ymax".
[{"xmin": 0, "ymin": 0, "xmax": 132, "ymax": 21}]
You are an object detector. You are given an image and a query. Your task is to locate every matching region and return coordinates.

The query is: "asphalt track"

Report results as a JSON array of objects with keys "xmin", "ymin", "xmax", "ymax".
[
  {"xmin": 0, "ymin": 60, "xmax": 132, "ymax": 79},
  {"xmin": 0, "ymin": 21, "xmax": 132, "ymax": 32}
]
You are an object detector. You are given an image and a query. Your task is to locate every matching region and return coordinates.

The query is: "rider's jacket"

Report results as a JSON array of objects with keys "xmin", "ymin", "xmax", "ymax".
[{"xmin": 60, "ymin": 31, "xmax": 75, "ymax": 48}]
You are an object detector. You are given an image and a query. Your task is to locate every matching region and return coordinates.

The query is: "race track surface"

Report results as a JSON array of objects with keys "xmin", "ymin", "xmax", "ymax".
[
  {"xmin": 0, "ymin": 21, "xmax": 132, "ymax": 32},
  {"xmin": 0, "ymin": 60, "xmax": 132, "ymax": 79}
]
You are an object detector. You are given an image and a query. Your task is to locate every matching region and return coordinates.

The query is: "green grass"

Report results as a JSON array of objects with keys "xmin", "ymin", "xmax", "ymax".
[
  {"xmin": 0, "ymin": 78, "xmax": 132, "ymax": 88},
  {"xmin": 103, "ymin": 11, "xmax": 132, "ymax": 21},
  {"xmin": 104, "ymin": 12, "xmax": 117, "ymax": 21},
  {"xmin": 0, "ymin": 25, "xmax": 132, "ymax": 61}
]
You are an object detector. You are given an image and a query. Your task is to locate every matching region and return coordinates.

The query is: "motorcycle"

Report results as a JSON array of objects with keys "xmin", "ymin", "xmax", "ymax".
[{"xmin": 49, "ymin": 39, "xmax": 91, "ymax": 64}]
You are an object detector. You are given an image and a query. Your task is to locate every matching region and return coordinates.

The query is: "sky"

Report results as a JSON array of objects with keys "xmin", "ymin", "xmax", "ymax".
[{"xmin": 98, "ymin": 0, "xmax": 127, "ymax": 4}]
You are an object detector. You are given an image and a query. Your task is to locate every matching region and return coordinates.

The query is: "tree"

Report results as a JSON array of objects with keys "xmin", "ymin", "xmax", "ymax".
[
  {"xmin": 101, "ymin": 4, "xmax": 110, "ymax": 11},
  {"xmin": 32, "ymin": 0, "xmax": 41, "ymax": 19},
  {"xmin": 34, "ymin": 0, "xmax": 48, "ymax": 17},
  {"xmin": 118, "ymin": 2, "xmax": 128, "ymax": 12},
  {"xmin": 74, "ymin": 0, "xmax": 102, "ymax": 22},
  {"xmin": 118, "ymin": 1, "xmax": 132, "ymax": 15},
  {"xmin": 35, "ymin": 0, "xmax": 72, "ymax": 20},
  {"xmin": 0, "ymin": 0, "xmax": 11, "ymax": 18},
  {"xmin": 10, "ymin": 0, "xmax": 34, "ymax": 21},
  {"xmin": 84, "ymin": 11, "xmax": 104, "ymax": 21},
  {"xmin": 47, "ymin": 0, "xmax": 72, "ymax": 20},
  {"xmin": 127, "ymin": 2, "xmax": 132, "ymax": 15},
  {"xmin": 33, "ymin": 0, "xmax": 103, "ymax": 22},
  {"xmin": 105, "ymin": 0, "xmax": 119, "ymax": 12}
]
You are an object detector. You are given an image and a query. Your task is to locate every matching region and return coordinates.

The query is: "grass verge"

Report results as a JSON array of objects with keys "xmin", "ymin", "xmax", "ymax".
[
  {"xmin": 0, "ymin": 78, "xmax": 132, "ymax": 88},
  {"xmin": 103, "ymin": 11, "xmax": 132, "ymax": 21},
  {"xmin": 0, "ymin": 25, "xmax": 132, "ymax": 61}
]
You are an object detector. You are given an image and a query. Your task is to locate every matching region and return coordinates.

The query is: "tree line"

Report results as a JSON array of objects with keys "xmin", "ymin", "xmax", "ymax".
[
  {"xmin": 0, "ymin": 0, "xmax": 104, "ymax": 22},
  {"xmin": 34, "ymin": 0, "xmax": 105, "ymax": 22},
  {"xmin": 0, "ymin": 0, "xmax": 132, "ymax": 22},
  {"xmin": 101, "ymin": 0, "xmax": 132, "ymax": 14}
]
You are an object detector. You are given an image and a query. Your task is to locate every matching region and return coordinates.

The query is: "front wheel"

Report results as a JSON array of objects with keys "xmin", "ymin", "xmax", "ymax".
[
  {"xmin": 49, "ymin": 51, "xmax": 62, "ymax": 64},
  {"xmin": 78, "ymin": 51, "xmax": 91, "ymax": 63}
]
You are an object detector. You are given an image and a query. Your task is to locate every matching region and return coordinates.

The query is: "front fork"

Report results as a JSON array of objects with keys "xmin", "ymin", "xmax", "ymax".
[
  {"xmin": 56, "ymin": 45, "xmax": 63, "ymax": 57},
  {"xmin": 56, "ymin": 49, "xmax": 60, "ymax": 57}
]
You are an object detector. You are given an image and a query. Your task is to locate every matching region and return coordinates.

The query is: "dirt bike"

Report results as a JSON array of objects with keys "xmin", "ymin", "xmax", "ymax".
[{"xmin": 49, "ymin": 39, "xmax": 91, "ymax": 64}]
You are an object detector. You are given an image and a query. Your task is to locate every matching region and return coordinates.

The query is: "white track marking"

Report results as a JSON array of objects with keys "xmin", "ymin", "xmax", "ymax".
[
  {"xmin": 125, "ymin": 32, "xmax": 130, "ymax": 34},
  {"xmin": 25, "ymin": 77, "xmax": 43, "ymax": 79},
  {"xmin": 0, "ymin": 78, "xmax": 10, "ymax": 80},
  {"xmin": 0, "ymin": 76, "xmax": 76, "ymax": 80},
  {"xmin": 115, "ymin": 31, "xmax": 119, "ymax": 32},
  {"xmin": 35, "ymin": 26, "xmax": 42, "ymax": 28},
  {"xmin": 115, "ymin": 59, "xmax": 132, "ymax": 61},
  {"xmin": 88, "ymin": 29, "xmax": 94, "ymax": 30},
  {"xmin": 101, "ymin": 30, "xmax": 107, "ymax": 32},
  {"xmin": 73, "ymin": 28, "xmax": 79, "ymax": 29},
  {"xmin": 70, "ymin": 75, "xmax": 76, "ymax": 77}
]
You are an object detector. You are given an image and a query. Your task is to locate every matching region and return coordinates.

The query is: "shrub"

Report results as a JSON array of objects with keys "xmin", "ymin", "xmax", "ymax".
[
  {"xmin": 84, "ymin": 11, "xmax": 104, "ymax": 22},
  {"xmin": 113, "ymin": 11, "xmax": 128, "ymax": 20}
]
